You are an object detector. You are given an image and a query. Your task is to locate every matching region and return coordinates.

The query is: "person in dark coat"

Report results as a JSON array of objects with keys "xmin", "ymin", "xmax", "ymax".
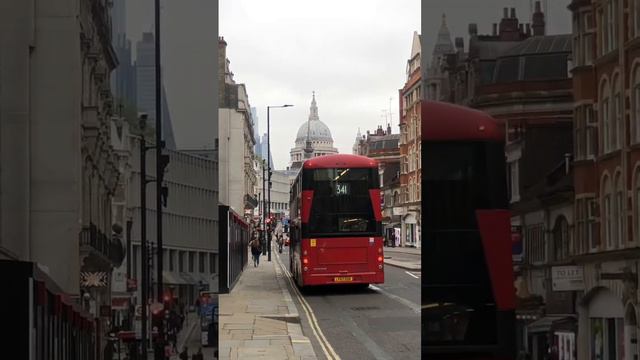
[
  {"xmin": 179, "ymin": 347, "xmax": 189, "ymax": 360},
  {"xmin": 191, "ymin": 348, "xmax": 204, "ymax": 360}
]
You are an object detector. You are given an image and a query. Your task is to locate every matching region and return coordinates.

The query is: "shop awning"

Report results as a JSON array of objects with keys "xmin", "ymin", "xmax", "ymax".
[
  {"xmin": 179, "ymin": 272, "xmax": 197, "ymax": 284},
  {"xmin": 527, "ymin": 315, "xmax": 572, "ymax": 333},
  {"xmin": 163, "ymin": 271, "xmax": 186, "ymax": 285}
]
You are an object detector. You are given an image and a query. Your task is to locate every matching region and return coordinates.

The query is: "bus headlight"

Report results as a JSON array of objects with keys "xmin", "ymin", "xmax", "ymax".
[
  {"xmin": 378, "ymin": 264, "xmax": 383, "ymax": 269},
  {"xmin": 304, "ymin": 267, "xmax": 308, "ymax": 272}
]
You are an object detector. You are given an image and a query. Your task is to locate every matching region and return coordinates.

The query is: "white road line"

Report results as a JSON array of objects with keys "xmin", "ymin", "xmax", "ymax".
[
  {"xmin": 275, "ymin": 250, "xmax": 342, "ymax": 360},
  {"xmin": 405, "ymin": 271, "xmax": 419, "ymax": 279},
  {"xmin": 369, "ymin": 285, "xmax": 421, "ymax": 314}
]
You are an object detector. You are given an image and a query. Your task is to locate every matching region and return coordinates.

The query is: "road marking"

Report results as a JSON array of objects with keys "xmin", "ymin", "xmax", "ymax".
[
  {"xmin": 369, "ymin": 285, "xmax": 421, "ymax": 314},
  {"xmin": 275, "ymin": 250, "xmax": 341, "ymax": 360},
  {"xmin": 405, "ymin": 271, "xmax": 419, "ymax": 279}
]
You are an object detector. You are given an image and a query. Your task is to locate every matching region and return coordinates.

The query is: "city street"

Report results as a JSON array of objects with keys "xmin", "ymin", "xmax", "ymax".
[{"xmin": 274, "ymin": 246, "xmax": 420, "ymax": 360}]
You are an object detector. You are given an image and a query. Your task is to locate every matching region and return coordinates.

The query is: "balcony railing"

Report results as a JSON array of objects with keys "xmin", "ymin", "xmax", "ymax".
[
  {"xmin": 244, "ymin": 194, "xmax": 259, "ymax": 209},
  {"xmin": 79, "ymin": 223, "xmax": 125, "ymax": 266}
]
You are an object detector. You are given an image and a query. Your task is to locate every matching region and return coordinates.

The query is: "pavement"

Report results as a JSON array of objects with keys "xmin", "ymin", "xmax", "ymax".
[
  {"xmin": 218, "ymin": 249, "xmax": 317, "ymax": 359},
  {"xmin": 383, "ymin": 246, "xmax": 421, "ymax": 271}
]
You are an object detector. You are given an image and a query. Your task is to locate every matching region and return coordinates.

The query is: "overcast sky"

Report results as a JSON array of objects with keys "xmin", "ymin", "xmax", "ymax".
[
  {"xmin": 220, "ymin": 0, "xmax": 420, "ymax": 170},
  {"xmin": 121, "ymin": 0, "xmax": 570, "ymax": 170}
]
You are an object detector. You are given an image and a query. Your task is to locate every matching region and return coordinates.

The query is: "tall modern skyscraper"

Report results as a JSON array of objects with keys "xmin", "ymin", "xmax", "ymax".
[
  {"xmin": 135, "ymin": 32, "xmax": 176, "ymax": 149},
  {"xmin": 260, "ymin": 133, "xmax": 273, "ymax": 169},
  {"xmin": 110, "ymin": 0, "xmax": 136, "ymax": 112}
]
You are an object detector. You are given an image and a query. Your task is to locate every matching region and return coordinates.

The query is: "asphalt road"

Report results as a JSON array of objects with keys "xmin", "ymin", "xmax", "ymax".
[{"xmin": 275, "ymin": 246, "xmax": 421, "ymax": 360}]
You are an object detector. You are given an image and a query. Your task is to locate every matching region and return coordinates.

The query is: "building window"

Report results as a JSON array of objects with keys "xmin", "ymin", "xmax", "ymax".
[
  {"xmin": 590, "ymin": 317, "xmax": 625, "ymax": 360},
  {"xmin": 188, "ymin": 252, "xmax": 195, "ymax": 272},
  {"xmin": 179, "ymin": 251, "xmax": 184, "ymax": 272},
  {"xmin": 209, "ymin": 253, "xmax": 216, "ymax": 273},
  {"xmin": 576, "ymin": 107, "xmax": 585, "ymax": 160},
  {"xmin": 508, "ymin": 160, "xmax": 520, "ymax": 202},
  {"xmin": 553, "ymin": 216, "xmax": 570, "ymax": 261},
  {"xmin": 603, "ymin": 176, "xmax": 613, "ymax": 249},
  {"xmin": 613, "ymin": 75, "xmax": 621, "ymax": 150},
  {"xmin": 525, "ymin": 225, "xmax": 545, "ymax": 264},
  {"xmin": 615, "ymin": 173, "xmax": 624, "ymax": 248},
  {"xmin": 636, "ymin": 169, "xmax": 640, "ymax": 243},
  {"xmin": 586, "ymin": 106, "xmax": 597, "ymax": 158},
  {"xmin": 199, "ymin": 253, "xmax": 206, "ymax": 273},
  {"xmin": 169, "ymin": 250, "xmax": 175, "ymax": 272},
  {"xmin": 601, "ymin": 81, "xmax": 611, "ymax": 152},
  {"xmin": 608, "ymin": 0, "xmax": 617, "ymax": 51},
  {"xmin": 635, "ymin": 0, "xmax": 640, "ymax": 37},
  {"xmin": 634, "ymin": 67, "xmax": 640, "ymax": 144}
]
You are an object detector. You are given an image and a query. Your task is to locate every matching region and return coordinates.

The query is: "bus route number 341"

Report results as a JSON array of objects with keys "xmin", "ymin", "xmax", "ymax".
[{"xmin": 335, "ymin": 182, "xmax": 350, "ymax": 195}]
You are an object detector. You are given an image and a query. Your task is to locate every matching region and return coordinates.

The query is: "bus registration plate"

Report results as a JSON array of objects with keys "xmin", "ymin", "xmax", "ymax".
[{"xmin": 334, "ymin": 277, "xmax": 353, "ymax": 282}]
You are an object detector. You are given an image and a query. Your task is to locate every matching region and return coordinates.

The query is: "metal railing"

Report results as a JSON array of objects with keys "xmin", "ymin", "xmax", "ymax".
[{"xmin": 79, "ymin": 223, "xmax": 125, "ymax": 266}]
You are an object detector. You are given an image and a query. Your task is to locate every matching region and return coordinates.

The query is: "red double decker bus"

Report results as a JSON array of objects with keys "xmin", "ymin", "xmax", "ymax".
[
  {"xmin": 289, "ymin": 154, "xmax": 384, "ymax": 287},
  {"xmin": 422, "ymin": 101, "xmax": 516, "ymax": 359}
]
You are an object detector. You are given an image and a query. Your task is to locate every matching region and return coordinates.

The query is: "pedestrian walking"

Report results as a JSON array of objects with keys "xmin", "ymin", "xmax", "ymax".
[
  {"xmin": 277, "ymin": 233, "xmax": 283, "ymax": 253},
  {"xmin": 191, "ymin": 347, "xmax": 204, "ymax": 360},
  {"xmin": 249, "ymin": 236, "xmax": 261, "ymax": 267}
]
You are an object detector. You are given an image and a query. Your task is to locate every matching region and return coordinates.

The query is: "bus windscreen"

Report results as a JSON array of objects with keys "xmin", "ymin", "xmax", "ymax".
[{"xmin": 303, "ymin": 168, "xmax": 379, "ymax": 237}]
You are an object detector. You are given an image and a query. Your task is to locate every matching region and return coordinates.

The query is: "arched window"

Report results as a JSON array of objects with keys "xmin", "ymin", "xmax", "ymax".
[
  {"xmin": 601, "ymin": 80, "xmax": 611, "ymax": 152},
  {"xmin": 553, "ymin": 216, "xmax": 570, "ymax": 261},
  {"xmin": 603, "ymin": 175, "xmax": 613, "ymax": 249},
  {"xmin": 615, "ymin": 172, "xmax": 624, "ymax": 248},
  {"xmin": 636, "ymin": 168, "xmax": 640, "ymax": 243},
  {"xmin": 634, "ymin": 66, "xmax": 640, "ymax": 143},
  {"xmin": 613, "ymin": 74, "xmax": 621, "ymax": 149},
  {"xmin": 636, "ymin": 0, "xmax": 640, "ymax": 37}
]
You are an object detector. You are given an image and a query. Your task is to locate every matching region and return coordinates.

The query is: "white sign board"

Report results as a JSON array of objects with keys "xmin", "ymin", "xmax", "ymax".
[{"xmin": 552, "ymin": 266, "xmax": 584, "ymax": 291}]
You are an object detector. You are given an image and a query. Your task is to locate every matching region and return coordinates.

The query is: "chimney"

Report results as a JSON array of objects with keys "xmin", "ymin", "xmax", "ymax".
[
  {"xmin": 469, "ymin": 23, "xmax": 478, "ymax": 36},
  {"xmin": 503, "ymin": 7, "xmax": 508, "ymax": 19},
  {"xmin": 526, "ymin": 23, "xmax": 531, "ymax": 36},
  {"xmin": 510, "ymin": 8, "xmax": 516, "ymax": 19},
  {"xmin": 532, "ymin": 1, "xmax": 545, "ymax": 36},
  {"xmin": 387, "ymin": 124, "xmax": 392, "ymax": 135},
  {"xmin": 493, "ymin": 23, "xmax": 498, "ymax": 36},
  {"xmin": 455, "ymin": 37, "xmax": 464, "ymax": 52}
]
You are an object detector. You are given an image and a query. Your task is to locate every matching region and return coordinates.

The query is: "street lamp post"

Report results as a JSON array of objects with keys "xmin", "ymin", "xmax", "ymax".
[
  {"xmin": 262, "ymin": 158, "xmax": 267, "ymax": 256},
  {"xmin": 138, "ymin": 115, "xmax": 155, "ymax": 359},
  {"xmin": 267, "ymin": 105, "xmax": 293, "ymax": 262}
]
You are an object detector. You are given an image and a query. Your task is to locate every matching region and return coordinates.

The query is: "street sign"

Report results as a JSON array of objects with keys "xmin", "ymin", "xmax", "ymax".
[
  {"xmin": 552, "ymin": 266, "xmax": 584, "ymax": 291},
  {"xmin": 80, "ymin": 272, "xmax": 108, "ymax": 287}
]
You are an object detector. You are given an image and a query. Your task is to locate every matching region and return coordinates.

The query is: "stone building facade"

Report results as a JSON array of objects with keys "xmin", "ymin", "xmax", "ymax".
[{"xmin": 0, "ymin": 0, "xmax": 124, "ymax": 355}]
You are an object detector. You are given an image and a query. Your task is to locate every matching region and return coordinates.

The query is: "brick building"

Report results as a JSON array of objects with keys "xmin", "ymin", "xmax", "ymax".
[
  {"xmin": 568, "ymin": 0, "xmax": 640, "ymax": 358},
  {"xmin": 430, "ymin": 3, "xmax": 582, "ymax": 358},
  {"xmin": 353, "ymin": 125, "xmax": 402, "ymax": 246},
  {"xmin": 399, "ymin": 31, "xmax": 422, "ymax": 248}
]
